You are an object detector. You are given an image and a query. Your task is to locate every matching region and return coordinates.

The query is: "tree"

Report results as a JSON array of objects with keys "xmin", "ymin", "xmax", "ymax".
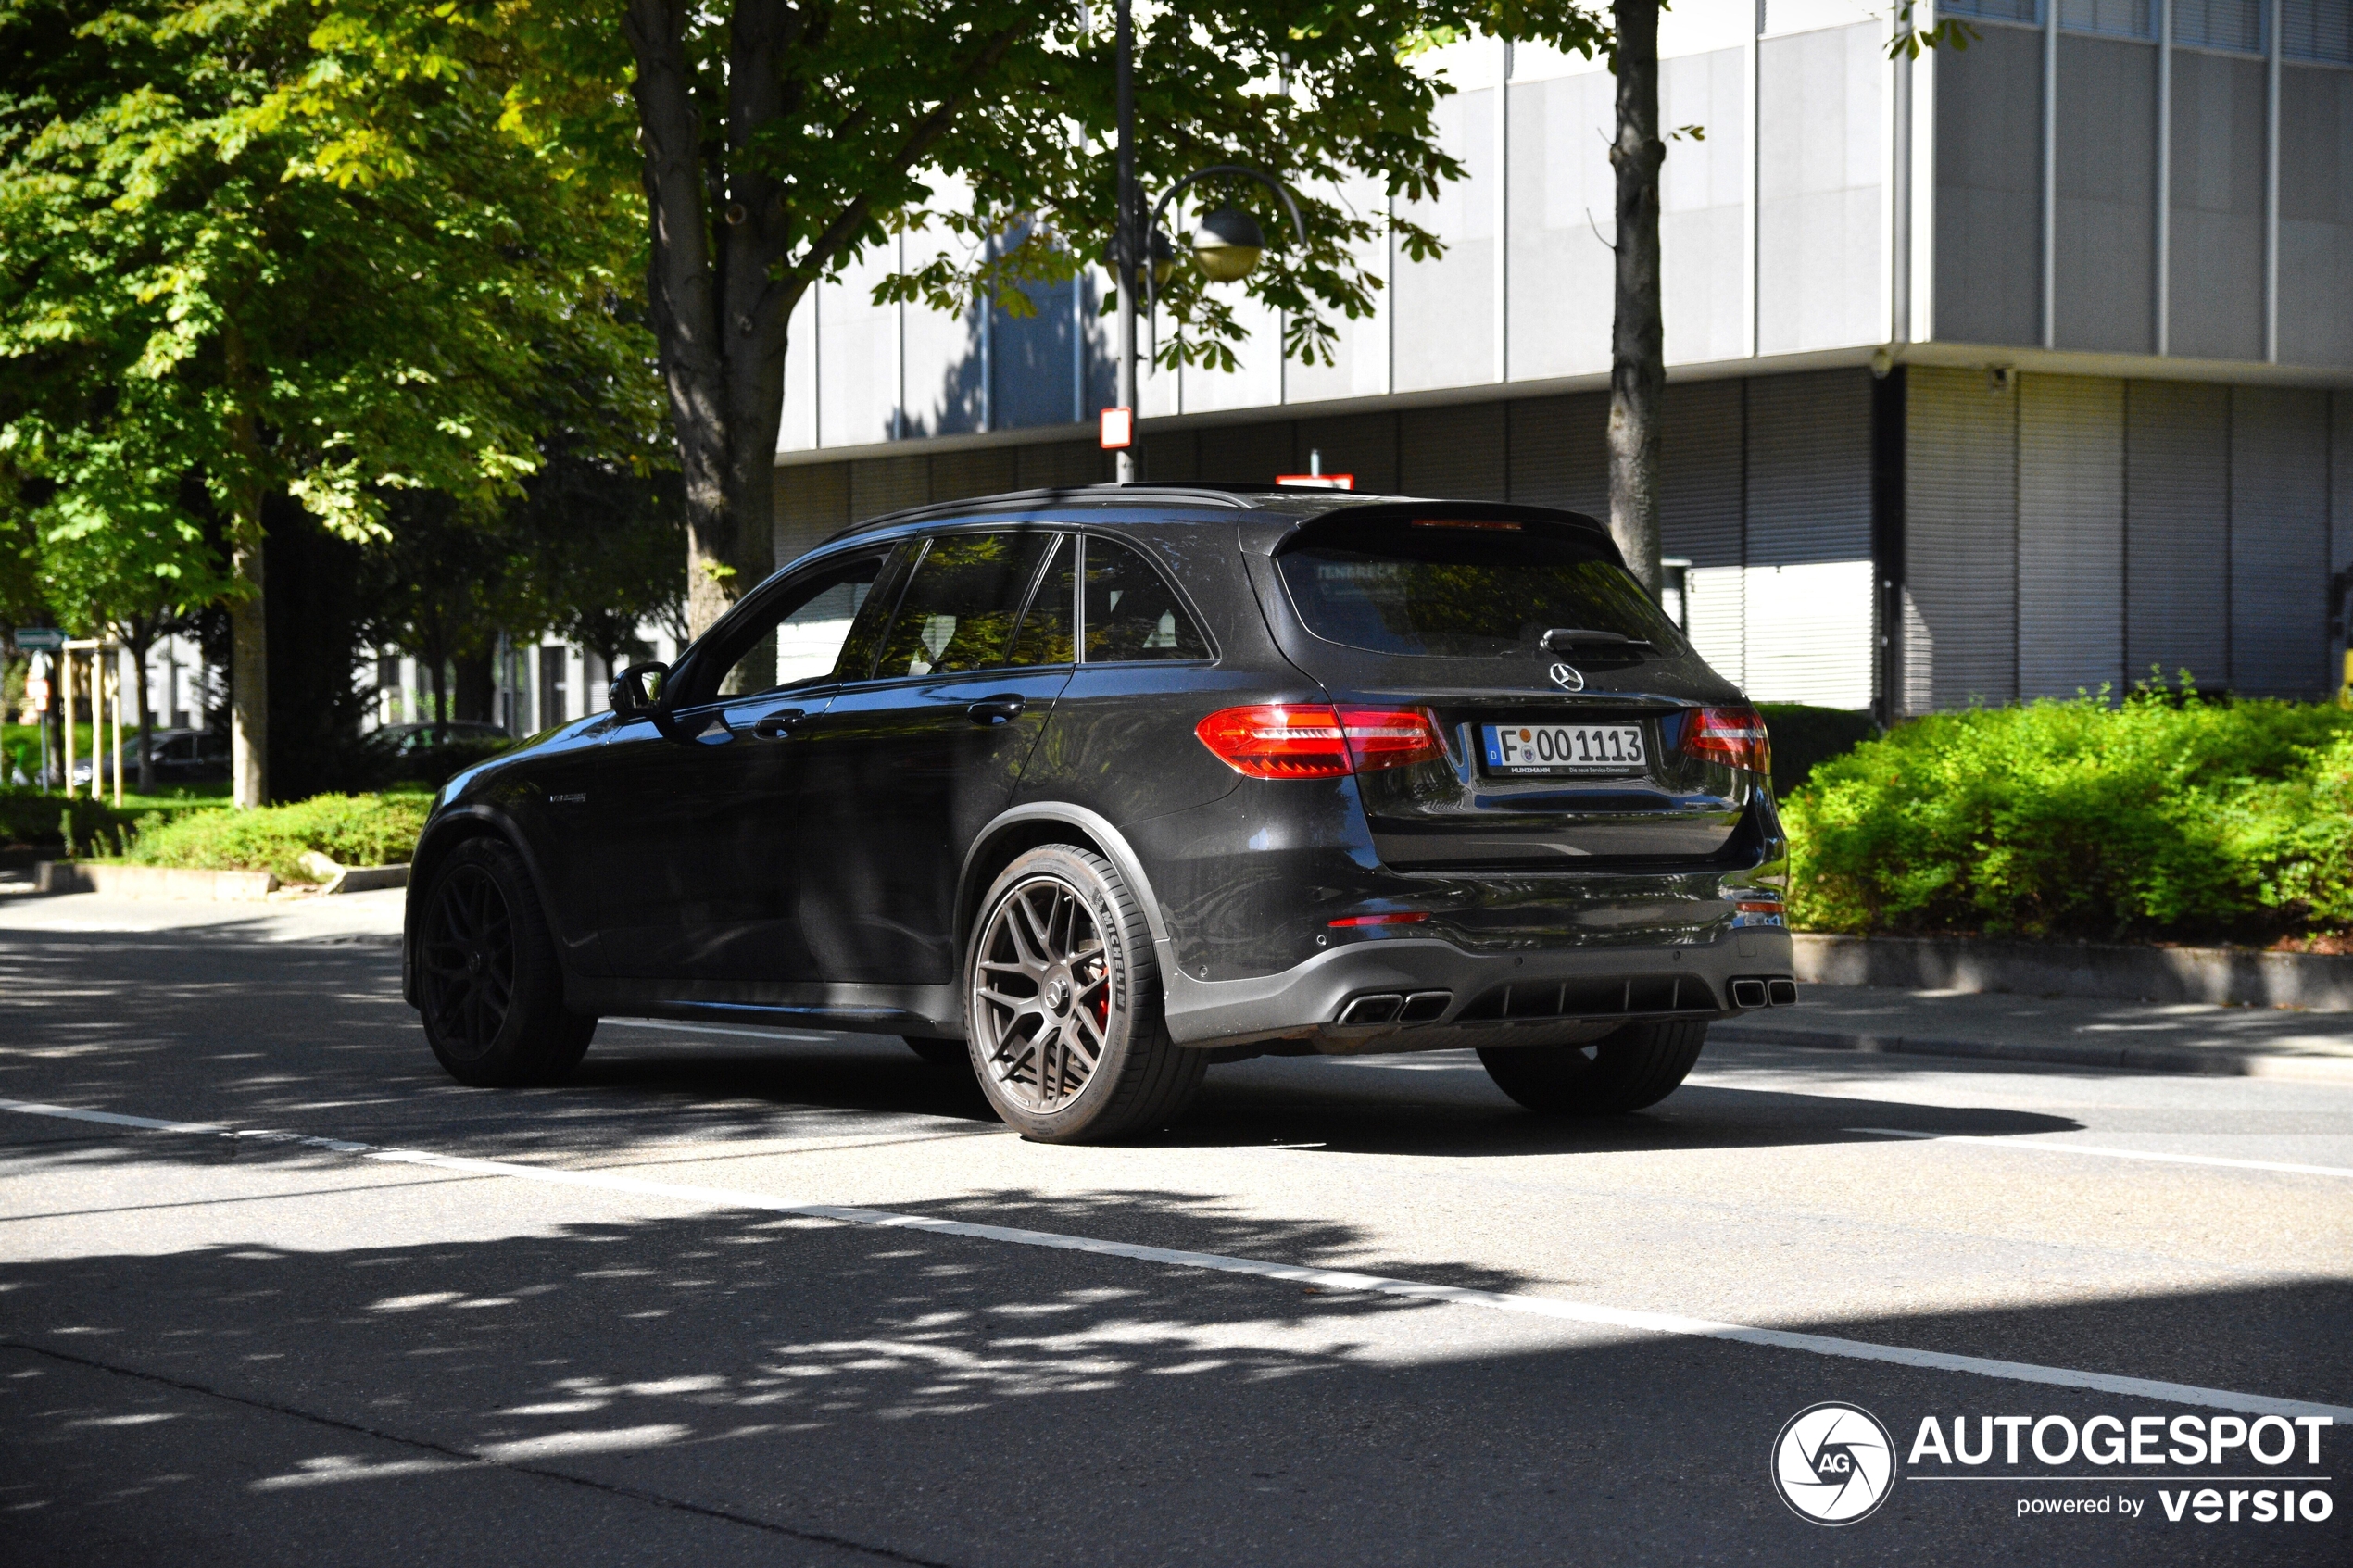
[
  {"xmin": 517, "ymin": 446, "xmax": 686, "ymax": 689},
  {"xmin": 1605, "ymin": 0, "xmax": 1663, "ymax": 596},
  {"xmin": 31, "ymin": 451, "xmax": 227, "ymax": 790},
  {"xmin": 0, "ymin": 0, "xmax": 653, "ymax": 803},
  {"xmin": 1604, "ymin": 2, "xmax": 1979, "ymax": 596},
  {"xmin": 463, "ymin": 3, "xmax": 1609, "ymax": 656}
]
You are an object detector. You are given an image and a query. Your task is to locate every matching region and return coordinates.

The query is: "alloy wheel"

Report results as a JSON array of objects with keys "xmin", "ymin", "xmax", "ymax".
[
  {"xmin": 972, "ymin": 874, "xmax": 1115, "ymax": 1113},
  {"xmin": 421, "ymin": 863, "xmax": 516, "ymax": 1060}
]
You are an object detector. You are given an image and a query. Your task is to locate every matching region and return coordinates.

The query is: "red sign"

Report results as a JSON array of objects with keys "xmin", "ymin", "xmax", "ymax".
[
  {"xmin": 1275, "ymin": 473, "xmax": 1354, "ymax": 490},
  {"xmin": 1099, "ymin": 407, "xmax": 1134, "ymax": 449}
]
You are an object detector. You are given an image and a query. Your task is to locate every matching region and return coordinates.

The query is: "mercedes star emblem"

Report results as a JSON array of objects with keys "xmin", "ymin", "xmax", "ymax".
[{"xmin": 1548, "ymin": 661, "xmax": 1585, "ymax": 692}]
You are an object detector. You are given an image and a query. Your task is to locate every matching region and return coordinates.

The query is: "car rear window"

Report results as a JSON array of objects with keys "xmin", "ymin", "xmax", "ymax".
[{"xmin": 1274, "ymin": 520, "xmax": 1689, "ymax": 659}]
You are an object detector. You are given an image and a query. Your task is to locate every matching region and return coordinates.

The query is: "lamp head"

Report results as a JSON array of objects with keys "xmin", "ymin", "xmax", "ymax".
[{"xmin": 1192, "ymin": 204, "xmax": 1265, "ymax": 282}]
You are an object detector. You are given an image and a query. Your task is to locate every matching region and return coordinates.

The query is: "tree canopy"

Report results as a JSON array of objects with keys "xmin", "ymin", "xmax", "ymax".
[{"xmin": 0, "ymin": 0, "xmax": 661, "ymax": 797}]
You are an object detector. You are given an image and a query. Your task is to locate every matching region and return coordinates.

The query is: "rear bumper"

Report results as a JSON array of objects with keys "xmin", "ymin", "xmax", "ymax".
[{"xmin": 1157, "ymin": 925, "xmax": 1796, "ymax": 1054}]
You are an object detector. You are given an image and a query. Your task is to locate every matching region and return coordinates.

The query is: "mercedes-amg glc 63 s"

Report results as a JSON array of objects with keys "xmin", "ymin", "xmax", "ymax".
[{"xmin": 404, "ymin": 484, "xmax": 1797, "ymax": 1142}]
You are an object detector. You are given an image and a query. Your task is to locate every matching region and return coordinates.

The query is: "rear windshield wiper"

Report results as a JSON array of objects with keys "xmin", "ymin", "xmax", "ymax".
[{"xmin": 1541, "ymin": 627, "xmax": 1655, "ymax": 653}]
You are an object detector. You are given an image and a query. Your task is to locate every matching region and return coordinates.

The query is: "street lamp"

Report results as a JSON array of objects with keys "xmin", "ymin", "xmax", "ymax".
[{"xmin": 1106, "ymin": 0, "xmax": 1306, "ymax": 483}]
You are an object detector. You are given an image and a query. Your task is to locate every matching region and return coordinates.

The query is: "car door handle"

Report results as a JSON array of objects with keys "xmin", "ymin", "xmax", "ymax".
[
  {"xmin": 965, "ymin": 695, "xmax": 1026, "ymax": 725},
  {"xmin": 751, "ymin": 707, "xmax": 808, "ymax": 740}
]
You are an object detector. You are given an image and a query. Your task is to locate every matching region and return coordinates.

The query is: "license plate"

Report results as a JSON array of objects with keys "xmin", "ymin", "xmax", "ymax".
[{"xmin": 1481, "ymin": 722, "xmax": 1646, "ymax": 775}]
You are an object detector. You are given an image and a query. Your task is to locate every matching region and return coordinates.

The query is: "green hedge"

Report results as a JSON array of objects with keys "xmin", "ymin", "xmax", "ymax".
[
  {"xmin": 0, "ymin": 787, "xmax": 140, "ymax": 852},
  {"xmin": 1757, "ymin": 704, "xmax": 1879, "ymax": 798},
  {"xmin": 1784, "ymin": 693, "xmax": 2353, "ymax": 943},
  {"xmin": 126, "ymin": 793, "xmax": 432, "ymax": 883}
]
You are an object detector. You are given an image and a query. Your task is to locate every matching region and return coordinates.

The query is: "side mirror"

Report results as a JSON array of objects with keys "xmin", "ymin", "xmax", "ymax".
[{"xmin": 610, "ymin": 661, "xmax": 669, "ymax": 716}]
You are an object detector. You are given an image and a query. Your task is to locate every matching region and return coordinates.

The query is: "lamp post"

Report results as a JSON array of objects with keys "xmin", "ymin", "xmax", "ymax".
[{"xmin": 1106, "ymin": 0, "xmax": 1306, "ymax": 483}]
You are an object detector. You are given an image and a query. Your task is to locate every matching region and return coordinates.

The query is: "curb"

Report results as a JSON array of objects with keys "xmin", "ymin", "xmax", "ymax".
[
  {"xmin": 1793, "ymin": 933, "xmax": 2353, "ymax": 1013},
  {"xmin": 1713, "ymin": 1022, "xmax": 2353, "ymax": 1084}
]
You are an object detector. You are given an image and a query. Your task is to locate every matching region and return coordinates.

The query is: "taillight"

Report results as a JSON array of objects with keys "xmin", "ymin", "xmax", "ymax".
[
  {"xmin": 1683, "ymin": 704, "xmax": 1771, "ymax": 775},
  {"xmin": 1194, "ymin": 705, "xmax": 1445, "ymax": 779}
]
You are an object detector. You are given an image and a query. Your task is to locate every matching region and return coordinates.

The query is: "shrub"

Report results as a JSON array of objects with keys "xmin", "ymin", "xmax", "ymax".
[
  {"xmin": 1757, "ymin": 704, "xmax": 1878, "ymax": 799},
  {"xmin": 0, "ymin": 786, "xmax": 138, "ymax": 852},
  {"xmin": 1782, "ymin": 692, "xmax": 2353, "ymax": 943},
  {"xmin": 127, "ymin": 793, "xmax": 432, "ymax": 883}
]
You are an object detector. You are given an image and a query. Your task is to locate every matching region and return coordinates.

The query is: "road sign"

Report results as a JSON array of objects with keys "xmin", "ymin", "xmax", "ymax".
[
  {"xmin": 1098, "ymin": 407, "xmax": 1133, "ymax": 450},
  {"xmin": 12, "ymin": 627, "xmax": 64, "ymax": 651}
]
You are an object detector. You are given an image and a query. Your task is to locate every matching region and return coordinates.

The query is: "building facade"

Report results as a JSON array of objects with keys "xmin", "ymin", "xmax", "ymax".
[{"xmin": 770, "ymin": 0, "xmax": 2353, "ymax": 718}]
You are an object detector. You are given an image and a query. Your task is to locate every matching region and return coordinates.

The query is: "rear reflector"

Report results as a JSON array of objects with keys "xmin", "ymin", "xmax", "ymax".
[
  {"xmin": 1195, "ymin": 705, "xmax": 1444, "ymax": 779},
  {"xmin": 1327, "ymin": 910, "xmax": 1431, "ymax": 928},
  {"xmin": 1682, "ymin": 703, "xmax": 1771, "ymax": 776}
]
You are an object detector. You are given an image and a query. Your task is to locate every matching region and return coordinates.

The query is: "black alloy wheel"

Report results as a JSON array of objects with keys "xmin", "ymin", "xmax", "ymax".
[
  {"xmin": 1476, "ymin": 1019, "xmax": 1707, "ymax": 1115},
  {"xmin": 417, "ymin": 838, "xmax": 595, "ymax": 1087},
  {"xmin": 422, "ymin": 862, "xmax": 515, "ymax": 1059}
]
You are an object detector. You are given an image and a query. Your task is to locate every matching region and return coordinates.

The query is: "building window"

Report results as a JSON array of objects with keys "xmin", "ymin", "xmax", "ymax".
[
  {"xmin": 2174, "ymin": 0, "xmax": 2265, "ymax": 52},
  {"xmin": 1939, "ymin": 0, "xmax": 2045, "ymax": 24},
  {"xmin": 538, "ymin": 646, "xmax": 568, "ymax": 729},
  {"xmin": 2060, "ymin": 0, "xmax": 2155, "ymax": 38},
  {"xmin": 2283, "ymin": 0, "xmax": 2353, "ymax": 62}
]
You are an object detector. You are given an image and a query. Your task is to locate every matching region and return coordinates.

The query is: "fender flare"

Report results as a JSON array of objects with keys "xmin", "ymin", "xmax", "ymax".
[{"xmin": 955, "ymin": 802, "xmax": 1176, "ymax": 972}]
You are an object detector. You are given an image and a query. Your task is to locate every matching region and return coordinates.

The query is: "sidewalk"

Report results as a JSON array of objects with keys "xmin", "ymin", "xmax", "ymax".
[
  {"xmin": 1716, "ymin": 982, "xmax": 2353, "ymax": 1083},
  {"xmin": 0, "ymin": 884, "xmax": 405, "ymax": 945}
]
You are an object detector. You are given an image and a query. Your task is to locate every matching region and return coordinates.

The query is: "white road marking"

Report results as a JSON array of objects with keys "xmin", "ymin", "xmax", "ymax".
[
  {"xmin": 6, "ymin": 1095, "xmax": 2348, "ymax": 1424},
  {"xmin": 1849, "ymin": 1126, "xmax": 2353, "ymax": 1180}
]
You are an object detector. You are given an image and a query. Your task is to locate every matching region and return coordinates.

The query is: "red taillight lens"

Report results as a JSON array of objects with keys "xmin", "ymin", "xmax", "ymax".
[
  {"xmin": 1194, "ymin": 705, "xmax": 1444, "ymax": 779},
  {"xmin": 1683, "ymin": 704, "xmax": 1771, "ymax": 776},
  {"xmin": 1336, "ymin": 708, "xmax": 1445, "ymax": 771}
]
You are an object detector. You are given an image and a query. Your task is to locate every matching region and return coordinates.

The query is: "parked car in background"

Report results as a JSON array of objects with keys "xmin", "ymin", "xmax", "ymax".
[
  {"xmin": 404, "ymin": 483, "xmax": 1795, "ymax": 1142},
  {"xmin": 71, "ymin": 727, "xmax": 229, "ymax": 789},
  {"xmin": 371, "ymin": 721, "xmax": 511, "ymax": 756}
]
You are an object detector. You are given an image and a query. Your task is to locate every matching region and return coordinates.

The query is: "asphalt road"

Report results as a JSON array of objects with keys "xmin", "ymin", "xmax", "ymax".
[{"xmin": 2, "ymin": 922, "xmax": 2348, "ymax": 1566}]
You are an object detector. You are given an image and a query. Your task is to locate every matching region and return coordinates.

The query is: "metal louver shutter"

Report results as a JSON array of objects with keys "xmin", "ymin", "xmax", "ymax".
[
  {"xmin": 1506, "ymin": 394, "xmax": 1607, "ymax": 516},
  {"xmin": 1399, "ymin": 404, "xmax": 1508, "ymax": 500},
  {"xmin": 1660, "ymin": 380, "xmax": 1744, "ymax": 569},
  {"xmin": 2017, "ymin": 375, "xmax": 2125, "ymax": 698},
  {"xmin": 2228, "ymin": 387, "xmax": 2333, "ymax": 698},
  {"xmin": 1743, "ymin": 371, "xmax": 1874, "ymax": 709},
  {"xmin": 1905, "ymin": 366, "xmax": 2020, "ymax": 709},
  {"xmin": 1686, "ymin": 566, "xmax": 1746, "ymax": 689},
  {"xmin": 776, "ymin": 463, "xmax": 851, "ymax": 570},
  {"xmin": 2123, "ymin": 380, "xmax": 2229, "ymax": 689},
  {"xmin": 849, "ymin": 455, "xmax": 928, "ymax": 523}
]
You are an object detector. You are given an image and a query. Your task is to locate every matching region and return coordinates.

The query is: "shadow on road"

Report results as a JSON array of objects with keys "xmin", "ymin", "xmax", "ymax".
[
  {"xmin": 2, "ymin": 1204, "xmax": 2345, "ymax": 1566},
  {"xmin": 1, "ymin": 933, "xmax": 2082, "ymax": 1166}
]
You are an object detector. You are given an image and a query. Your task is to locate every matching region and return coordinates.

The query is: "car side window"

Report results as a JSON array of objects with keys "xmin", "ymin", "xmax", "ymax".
[
  {"xmin": 1081, "ymin": 535, "xmax": 1210, "ymax": 662},
  {"xmin": 714, "ymin": 551, "xmax": 891, "ymax": 698},
  {"xmin": 872, "ymin": 531, "xmax": 1061, "ymax": 680},
  {"xmin": 1007, "ymin": 534, "xmax": 1076, "ymax": 666}
]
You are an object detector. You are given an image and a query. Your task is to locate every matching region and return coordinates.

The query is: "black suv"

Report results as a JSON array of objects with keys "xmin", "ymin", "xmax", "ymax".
[{"xmin": 404, "ymin": 485, "xmax": 1796, "ymax": 1141}]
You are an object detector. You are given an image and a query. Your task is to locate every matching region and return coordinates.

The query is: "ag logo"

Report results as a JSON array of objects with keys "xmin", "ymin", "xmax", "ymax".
[
  {"xmin": 1547, "ymin": 661, "xmax": 1584, "ymax": 692},
  {"xmin": 1772, "ymin": 1402, "xmax": 1896, "ymax": 1525}
]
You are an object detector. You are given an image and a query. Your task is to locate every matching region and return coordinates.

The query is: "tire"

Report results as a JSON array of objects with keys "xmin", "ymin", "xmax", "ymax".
[
  {"xmin": 415, "ymin": 837, "xmax": 596, "ymax": 1087},
  {"xmin": 964, "ymin": 845, "xmax": 1204, "ymax": 1143},
  {"xmin": 1477, "ymin": 1019, "xmax": 1707, "ymax": 1115},
  {"xmin": 902, "ymin": 1035, "xmax": 971, "ymax": 1069}
]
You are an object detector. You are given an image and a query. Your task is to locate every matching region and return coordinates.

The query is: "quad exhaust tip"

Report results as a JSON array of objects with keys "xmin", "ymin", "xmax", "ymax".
[
  {"xmin": 1336, "ymin": 990, "xmax": 1453, "ymax": 1027},
  {"xmin": 1730, "ymin": 977, "xmax": 1800, "ymax": 1010}
]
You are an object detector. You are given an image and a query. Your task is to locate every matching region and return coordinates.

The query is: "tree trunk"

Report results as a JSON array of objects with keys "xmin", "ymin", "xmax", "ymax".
[
  {"xmin": 453, "ymin": 649, "xmax": 495, "ymax": 722},
  {"xmin": 230, "ymin": 530, "xmax": 268, "ymax": 805},
  {"xmin": 1607, "ymin": 0, "xmax": 1667, "ymax": 597},
  {"xmin": 128, "ymin": 625, "xmax": 157, "ymax": 794},
  {"xmin": 223, "ymin": 322, "xmax": 269, "ymax": 806},
  {"xmin": 623, "ymin": 0, "xmax": 797, "ymax": 666}
]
